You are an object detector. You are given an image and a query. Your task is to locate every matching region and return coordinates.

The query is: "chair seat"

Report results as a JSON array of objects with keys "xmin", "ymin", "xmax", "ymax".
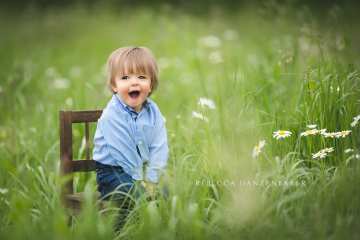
[{"xmin": 64, "ymin": 191, "xmax": 105, "ymax": 214}]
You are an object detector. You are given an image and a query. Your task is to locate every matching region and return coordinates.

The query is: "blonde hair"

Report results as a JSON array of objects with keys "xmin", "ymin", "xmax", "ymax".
[{"xmin": 106, "ymin": 46, "xmax": 159, "ymax": 95}]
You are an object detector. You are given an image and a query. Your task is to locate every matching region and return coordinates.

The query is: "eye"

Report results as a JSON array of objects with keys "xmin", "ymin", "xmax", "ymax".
[
  {"xmin": 121, "ymin": 75, "xmax": 129, "ymax": 80},
  {"xmin": 138, "ymin": 75, "xmax": 147, "ymax": 79}
]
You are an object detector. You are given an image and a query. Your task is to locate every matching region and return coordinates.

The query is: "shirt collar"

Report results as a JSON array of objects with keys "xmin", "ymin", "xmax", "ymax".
[{"xmin": 113, "ymin": 94, "xmax": 149, "ymax": 115}]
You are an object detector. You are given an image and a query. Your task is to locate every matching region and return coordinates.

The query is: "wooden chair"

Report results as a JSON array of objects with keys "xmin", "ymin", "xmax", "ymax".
[{"xmin": 59, "ymin": 110, "xmax": 103, "ymax": 214}]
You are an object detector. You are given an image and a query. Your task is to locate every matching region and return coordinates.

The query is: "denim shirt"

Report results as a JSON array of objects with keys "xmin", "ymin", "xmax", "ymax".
[{"xmin": 93, "ymin": 94, "xmax": 169, "ymax": 183}]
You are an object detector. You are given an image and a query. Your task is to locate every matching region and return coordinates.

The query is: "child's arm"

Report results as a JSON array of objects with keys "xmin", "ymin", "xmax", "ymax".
[
  {"xmin": 98, "ymin": 113, "xmax": 144, "ymax": 181},
  {"xmin": 145, "ymin": 116, "xmax": 169, "ymax": 184}
]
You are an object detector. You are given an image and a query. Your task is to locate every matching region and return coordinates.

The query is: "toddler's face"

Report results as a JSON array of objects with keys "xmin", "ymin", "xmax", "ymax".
[{"xmin": 112, "ymin": 72, "xmax": 152, "ymax": 112}]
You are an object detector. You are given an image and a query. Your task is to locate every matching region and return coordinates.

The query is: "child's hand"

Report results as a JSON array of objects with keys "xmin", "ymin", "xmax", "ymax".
[{"xmin": 140, "ymin": 181, "xmax": 157, "ymax": 200}]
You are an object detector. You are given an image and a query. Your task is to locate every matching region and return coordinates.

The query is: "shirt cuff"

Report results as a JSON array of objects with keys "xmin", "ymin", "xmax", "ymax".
[
  {"xmin": 145, "ymin": 168, "xmax": 159, "ymax": 183},
  {"xmin": 131, "ymin": 168, "xmax": 143, "ymax": 181}
]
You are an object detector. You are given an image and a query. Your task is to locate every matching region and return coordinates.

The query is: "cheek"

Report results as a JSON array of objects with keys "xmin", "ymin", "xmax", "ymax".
[
  {"xmin": 114, "ymin": 82, "xmax": 126, "ymax": 91},
  {"xmin": 143, "ymin": 83, "xmax": 152, "ymax": 92}
]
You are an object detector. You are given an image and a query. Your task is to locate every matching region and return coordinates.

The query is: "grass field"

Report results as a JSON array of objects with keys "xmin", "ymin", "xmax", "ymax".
[{"xmin": 1, "ymin": 2, "xmax": 360, "ymax": 239}]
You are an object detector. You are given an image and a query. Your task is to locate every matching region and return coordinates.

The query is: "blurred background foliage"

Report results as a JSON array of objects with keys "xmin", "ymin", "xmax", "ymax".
[{"xmin": 0, "ymin": 0, "xmax": 360, "ymax": 239}]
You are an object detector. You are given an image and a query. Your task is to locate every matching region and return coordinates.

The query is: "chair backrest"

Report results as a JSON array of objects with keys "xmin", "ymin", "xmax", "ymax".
[{"xmin": 59, "ymin": 110, "xmax": 102, "ymax": 195}]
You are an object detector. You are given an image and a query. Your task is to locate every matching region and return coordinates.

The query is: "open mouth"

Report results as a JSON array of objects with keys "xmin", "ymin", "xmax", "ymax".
[{"xmin": 128, "ymin": 90, "xmax": 140, "ymax": 99}]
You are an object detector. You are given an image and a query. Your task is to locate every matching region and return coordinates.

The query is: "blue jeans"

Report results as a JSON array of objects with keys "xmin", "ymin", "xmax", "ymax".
[{"xmin": 95, "ymin": 161, "xmax": 144, "ymax": 231}]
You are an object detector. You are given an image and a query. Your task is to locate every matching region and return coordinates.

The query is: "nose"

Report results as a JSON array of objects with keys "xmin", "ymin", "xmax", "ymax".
[{"xmin": 130, "ymin": 76, "xmax": 140, "ymax": 85}]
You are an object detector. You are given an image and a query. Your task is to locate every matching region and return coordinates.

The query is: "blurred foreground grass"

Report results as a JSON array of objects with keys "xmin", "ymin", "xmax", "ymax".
[{"xmin": 0, "ymin": 2, "xmax": 360, "ymax": 239}]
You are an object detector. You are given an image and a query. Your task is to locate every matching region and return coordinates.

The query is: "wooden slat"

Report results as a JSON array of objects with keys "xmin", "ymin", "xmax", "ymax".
[
  {"xmin": 60, "ymin": 111, "xmax": 74, "ymax": 196},
  {"xmin": 72, "ymin": 160, "xmax": 96, "ymax": 172},
  {"xmin": 85, "ymin": 122, "xmax": 90, "ymax": 160},
  {"xmin": 70, "ymin": 110, "xmax": 102, "ymax": 123}
]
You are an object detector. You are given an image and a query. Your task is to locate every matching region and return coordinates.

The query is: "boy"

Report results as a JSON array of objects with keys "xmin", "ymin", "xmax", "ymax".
[{"xmin": 93, "ymin": 46, "xmax": 169, "ymax": 229}]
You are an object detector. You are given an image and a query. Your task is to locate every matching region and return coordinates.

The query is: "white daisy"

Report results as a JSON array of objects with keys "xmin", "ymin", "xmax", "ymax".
[
  {"xmin": 344, "ymin": 148, "xmax": 354, "ymax": 153},
  {"xmin": 351, "ymin": 114, "xmax": 360, "ymax": 127},
  {"xmin": 199, "ymin": 35, "xmax": 222, "ymax": 48},
  {"xmin": 65, "ymin": 97, "xmax": 73, "ymax": 106},
  {"xmin": 53, "ymin": 78, "xmax": 70, "ymax": 89},
  {"xmin": 312, "ymin": 151, "xmax": 327, "ymax": 159},
  {"xmin": 198, "ymin": 97, "xmax": 216, "ymax": 109},
  {"xmin": 273, "ymin": 130, "xmax": 292, "ymax": 140},
  {"xmin": 312, "ymin": 147, "xmax": 334, "ymax": 159},
  {"xmin": 321, "ymin": 130, "xmax": 351, "ymax": 138},
  {"xmin": 300, "ymin": 128, "xmax": 320, "ymax": 137},
  {"xmin": 192, "ymin": 111, "xmax": 209, "ymax": 122},
  {"xmin": 323, "ymin": 147, "xmax": 334, "ymax": 153},
  {"xmin": 307, "ymin": 124, "xmax": 317, "ymax": 129},
  {"xmin": 224, "ymin": 29, "xmax": 237, "ymax": 40},
  {"xmin": 209, "ymin": 51, "xmax": 223, "ymax": 64},
  {"xmin": 321, "ymin": 132, "xmax": 336, "ymax": 138},
  {"xmin": 336, "ymin": 130, "xmax": 351, "ymax": 138},
  {"xmin": 252, "ymin": 140, "xmax": 266, "ymax": 158},
  {"xmin": 319, "ymin": 129, "xmax": 327, "ymax": 134},
  {"xmin": 0, "ymin": 188, "xmax": 8, "ymax": 194}
]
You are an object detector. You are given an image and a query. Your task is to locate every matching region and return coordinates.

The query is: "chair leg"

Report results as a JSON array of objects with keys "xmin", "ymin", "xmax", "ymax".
[{"xmin": 67, "ymin": 214, "xmax": 73, "ymax": 227}]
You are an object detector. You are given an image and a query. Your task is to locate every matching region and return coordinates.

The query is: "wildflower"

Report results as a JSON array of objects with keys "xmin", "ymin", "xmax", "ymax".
[
  {"xmin": 307, "ymin": 124, "xmax": 317, "ymax": 129},
  {"xmin": 344, "ymin": 148, "xmax": 354, "ymax": 153},
  {"xmin": 45, "ymin": 67, "xmax": 58, "ymax": 78},
  {"xmin": 351, "ymin": 114, "xmax": 360, "ymax": 127},
  {"xmin": 323, "ymin": 147, "xmax": 335, "ymax": 153},
  {"xmin": 312, "ymin": 147, "xmax": 334, "ymax": 159},
  {"xmin": 273, "ymin": 130, "xmax": 292, "ymax": 140},
  {"xmin": 209, "ymin": 51, "xmax": 223, "ymax": 64},
  {"xmin": 312, "ymin": 151, "xmax": 327, "ymax": 159},
  {"xmin": 322, "ymin": 132, "xmax": 336, "ymax": 138},
  {"xmin": 65, "ymin": 97, "xmax": 73, "ymax": 106},
  {"xmin": 252, "ymin": 140, "xmax": 266, "ymax": 158},
  {"xmin": 0, "ymin": 188, "xmax": 8, "ymax": 194},
  {"xmin": 319, "ymin": 129, "xmax": 327, "ymax": 134},
  {"xmin": 199, "ymin": 35, "xmax": 221, "ymax": 48},
  {"xmin": 224, "ymin": 29, "xmax": 237, "ymax": 40},
  {"xmin": 192, "ymin": 111, "xmax": 209, "ymax": 122},
  {"xmin": 336, "ymin": 130, "xmax": 351, "ymax": 138},
  {"xmin": 321, "ymin": 130, "xmax": 351, "ymax": 138},
  {"xmin": 300, "ymin": 128, "xmax": 320, "ymax": 137},
  {"xmin": 356, "ymin": 154, "xmax": 360, "ymax": 159},
  {"xmin": 69, "ymin": 66, "xmax": 82, "ymax": 78},
  {"xmin": 198, "ymin": 97, "xmax": 216, "ymax": 109},
  {"xmin": 53, "ymin": 78, "xmax": 70, "ymax": 89}
]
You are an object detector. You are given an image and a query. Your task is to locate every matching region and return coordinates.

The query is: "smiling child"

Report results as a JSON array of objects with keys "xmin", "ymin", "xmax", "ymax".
[{"xmin": 93, "ymin": 46, "xmax": 169, "ymax": 230}]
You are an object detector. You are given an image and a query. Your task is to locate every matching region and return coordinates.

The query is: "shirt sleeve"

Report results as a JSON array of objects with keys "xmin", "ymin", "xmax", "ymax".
[{"xmin": 145, "ymin": 117, "xmax": 169, "ymax": 183}]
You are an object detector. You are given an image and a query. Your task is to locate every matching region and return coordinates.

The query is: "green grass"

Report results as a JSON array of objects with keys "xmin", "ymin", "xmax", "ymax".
[{"xmin": 0, "ymin": 2, "xmax": 360, "ymax": 239}]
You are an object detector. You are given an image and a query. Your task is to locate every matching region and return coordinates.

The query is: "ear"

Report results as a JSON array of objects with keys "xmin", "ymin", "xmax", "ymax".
[{"xmin": 111, "ymin": 81, "xmax": 117, "ymax": 93}]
